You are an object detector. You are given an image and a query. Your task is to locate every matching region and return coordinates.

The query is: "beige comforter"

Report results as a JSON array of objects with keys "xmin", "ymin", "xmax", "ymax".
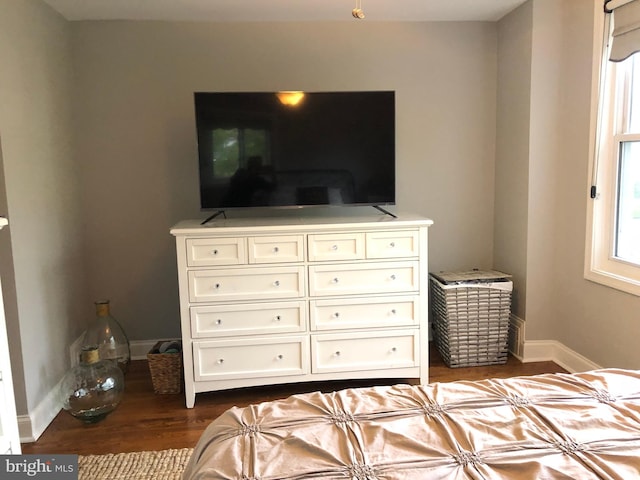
[{"xmin": 183, "ymin": 369, "xmax": 640, "ymax": 479}]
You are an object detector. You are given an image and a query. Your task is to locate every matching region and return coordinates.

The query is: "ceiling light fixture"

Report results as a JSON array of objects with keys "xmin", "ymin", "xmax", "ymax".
[
  {"xmin": 276, "ymin": 91, "xmax": 305, "ymax": 106},
  {"xmin": 352, "ymin": 0, "xmax": 365, "ymax": 19}
]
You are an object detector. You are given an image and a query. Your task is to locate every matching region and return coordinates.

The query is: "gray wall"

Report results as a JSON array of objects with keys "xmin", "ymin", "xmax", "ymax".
[
  {"xmin": 495, "ymin": 1, "xmax": 532, "ymax": 318},
  {"xmin": 0, "ymin": 0, "xmax": 87, "ymax": 415},
  {"xmin": 525, "ymin": 0, "xmax": 566, "ymax": 340},
  {"xmin": 549, "ymin": 1, "xmax": 640, "ymax": 367},
  {"xmin": 0, "ymin": 9, "xmax": 499, "ymax": 421},
  {"xmin": 72, "ymin": 21, "xmax": 498, "ymax": 341},
  {"xmin": 495, "ymin": 0, "xmax": 640, "ymax": 368}
]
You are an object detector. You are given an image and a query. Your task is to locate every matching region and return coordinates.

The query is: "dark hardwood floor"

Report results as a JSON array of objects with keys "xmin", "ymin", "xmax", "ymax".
[{"xmin": 21, "ymin": 346, "xmax": 567, "ymax": 456}]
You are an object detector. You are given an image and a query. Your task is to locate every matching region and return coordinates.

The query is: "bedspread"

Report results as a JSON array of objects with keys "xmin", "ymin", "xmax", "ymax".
[{"xmin": 183, "ymin": 369, "xmax": 640, "ymax": 479}]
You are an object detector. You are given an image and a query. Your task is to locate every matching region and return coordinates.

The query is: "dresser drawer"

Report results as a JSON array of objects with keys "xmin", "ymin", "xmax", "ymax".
[
  {"xmin": 188, "ymin": 266, "xmax": 305, "ymax": 303},
  {"xmin": 248, "ymin": 235, "xmax": 304, "ymax": 264},
  {"xmin": 194, "ymin": 336, "xmax": 309, "ymax": 381},
  {"xmin": 311, "ymin": 330, "xmax": 418, "ymax": 374},
  {"xmin": 186, "ymin": 237, "xmax": 247, "ymax": 267},
  {"xmin": 308, "ymin": 261, "xmax": 419, "ymax": 297},
  {"xmin": 307, "ymin": 233, "xmax": 365, "ymax": 262},
  {"xmin": 310, "ymin": 295, "xmax": 419, "ymax": 331},
  {"xmin": 191, "ymin": 301, "xmax": 307, "ymax": 338},
  {"xmin": 366, "ymin": 230, "xmax": 419, "ymax": 259}
]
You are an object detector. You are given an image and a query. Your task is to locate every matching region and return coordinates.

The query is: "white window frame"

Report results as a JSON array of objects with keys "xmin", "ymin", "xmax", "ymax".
[{"xmin": 585, "ymin": 8, "xmax": 640, "ymax": 297}]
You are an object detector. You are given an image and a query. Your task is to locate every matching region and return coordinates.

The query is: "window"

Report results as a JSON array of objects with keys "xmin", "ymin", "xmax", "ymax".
[
  {"xmin": 616, "ymin": 141, "xmax": 640, "ymax": 264},
  {"xmin": 211, "ymin": 127, "xmax": 270, "ymax": 177},
  {"xmin": 586, "ymin": 24, "xmax": 640, "ymax": 296}
]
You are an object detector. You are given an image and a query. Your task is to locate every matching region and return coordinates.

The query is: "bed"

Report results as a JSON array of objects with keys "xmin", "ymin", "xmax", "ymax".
[{"xmin": 183, "ymin": 369, "xmax": 640, "ymax": 479}]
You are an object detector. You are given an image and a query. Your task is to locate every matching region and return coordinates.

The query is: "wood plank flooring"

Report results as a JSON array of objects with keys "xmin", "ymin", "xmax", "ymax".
[{"xmin": 21, "ymin": 347, "xmax": 567, "ymax": 456}]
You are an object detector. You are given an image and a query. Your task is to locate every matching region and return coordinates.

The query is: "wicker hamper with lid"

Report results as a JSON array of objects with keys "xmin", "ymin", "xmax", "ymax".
[{"xmin": 429, "ymin": 270, "xmax": 512, "ymax": 368}]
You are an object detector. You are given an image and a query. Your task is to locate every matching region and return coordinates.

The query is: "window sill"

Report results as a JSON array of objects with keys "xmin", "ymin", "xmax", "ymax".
[{"xmin": 584, "ymin": 267, "xmax": 640, "ymax": 297}]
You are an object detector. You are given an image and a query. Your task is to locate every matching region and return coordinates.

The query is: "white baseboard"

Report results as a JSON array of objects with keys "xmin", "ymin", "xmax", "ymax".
[
  {"xmin": 18, "ymin": 375, "xmax": 64, "ymax": 443},
  {"xmin": 70, "ymin": 333, "xmax": 179, "ymax": 364},
  {"xmin": 130, "ymin": 338, "xmax": 180, "ymax": 360},
  {"xmin": 522, "ymin": 340, "xmax": 602, "ymax": 373},
  {"xmin": 507, "ymin": 314, "xmax": 601, "ymax": 373},
  {"xmin": 21, "ymin": 337, "xmax": 180, "ymax": 444}
]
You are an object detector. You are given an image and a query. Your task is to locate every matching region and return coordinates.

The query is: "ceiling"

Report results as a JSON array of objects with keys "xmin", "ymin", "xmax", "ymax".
[{"xmin": 41, "ymin": 0, "xmax": 528, "ymax": 23}]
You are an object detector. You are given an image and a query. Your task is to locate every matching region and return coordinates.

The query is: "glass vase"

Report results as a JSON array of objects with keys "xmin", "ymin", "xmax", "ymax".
[
  {"xmin": 83, "ymin": 299, "xmax": 131, "ymax": 373},
  {"xmin": 61, "ymin": 346, "xmax": 125, "ymax": 424}
]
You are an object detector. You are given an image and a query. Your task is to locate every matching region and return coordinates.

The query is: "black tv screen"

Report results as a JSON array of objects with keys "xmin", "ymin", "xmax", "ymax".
[{"xmin": 194, "ymin": 91, "xmax": 395, "ymax": 210}]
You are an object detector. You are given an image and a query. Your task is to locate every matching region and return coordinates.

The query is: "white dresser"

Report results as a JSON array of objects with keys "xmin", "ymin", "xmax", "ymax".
[{"xmin": 171, "ymin": 214, "xmax": 433, "ymax": 408}]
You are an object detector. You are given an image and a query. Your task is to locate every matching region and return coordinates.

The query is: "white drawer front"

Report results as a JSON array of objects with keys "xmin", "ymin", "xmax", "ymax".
[
  {"xmin": 194, "ymin": 336, "xmax": 309, "ymax": 381},
  {"xmin": 308, "ymin": 261, "xmax": 419, "ymax": 297},
  {"xmin": 311, "ymin": 330, "xmax": 418, "ymax": 374},
  {"xmin": 310, "ymin": 295, "xmax": 419, "ymax": 331},
  {"xmin": 366, "ymin": 230, "xmax": 419, "ymax": 259},
  {"xmin": 186, "ymin": 237, "xmax": 246, "ymax": 267},
  {"xmin": 308, "ymin": 233, "xmax": 365, "ymax": 262},
  {"xmin": 189, "ymin": 266, "xmax": 305, "ymax": 303},
  {"xmin": 191, "ymin": 301, "xmax": 307, "ymax": 338},
  {"xmin": 248, "ymin": 235, "xmax": 304, "ymax": 264}
]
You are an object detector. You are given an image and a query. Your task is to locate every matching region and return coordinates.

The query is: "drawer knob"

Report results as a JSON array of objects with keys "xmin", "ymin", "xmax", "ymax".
[
  {"xmin": 273, "ymin": 246, "xmax": 279, "ymax": 253},
  {"xmin": 335, "ymin": 351, "xmax": 341, "ymax": 356},
  {"xmin": 214, "ymin": 283, "xmax": 221, "ymax": 289},
  {"xmin": 217, "ymin": 358, "xmax": 225, "ymax": 364},
  {"xmin": 275, "ymin": 315, "xmax": 281, "ymax": 321},
  {"xmin": 274, "ymin": 280, "xmax": 280, "ymax": 287},
  {"xmin": 390, "ymin": 242, "xmax": 395, "ymax": 248},
  {"xmin": 211, "ymin": 249, "xmax": 218, "ymax": 255},
  {"xmin": 277, "ymin": 354, "xmax": 284, "ymax": 360},
  {"xmin": 331, "ymin": 244, "xmax": 338, "ymax": 251},
  {"xmin": 391, "ymin": 309, "xmax": 397, "ymax": 315},
  {"xmin": 390, "ymin": 274, "xmax": 396, "ymax": 281},
  {"xmin": 215, "ymin": 319, "xmax": 222, "ymax": 325},
  {"xmin": 333, "ymin": 312, "xmax": 340, "ymax": 318},
  {"xmin": 391, "ymin": 347, "xmax": 397, "ymax": 353},
  {"xmin": 332, "ymin": 277, "xmax": 339, "ymax": 284}
]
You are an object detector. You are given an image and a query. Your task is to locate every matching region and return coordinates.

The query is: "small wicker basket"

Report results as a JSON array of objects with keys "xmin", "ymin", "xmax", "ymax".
[{"xmin": 147, "ymin": 341, "xmax": 183, "ymax": 394}]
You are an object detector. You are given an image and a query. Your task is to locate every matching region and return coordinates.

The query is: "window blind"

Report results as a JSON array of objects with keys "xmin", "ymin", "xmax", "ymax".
[{"xmin": 608, "ymin": 0, "xmax": 640, "ymax": 61}]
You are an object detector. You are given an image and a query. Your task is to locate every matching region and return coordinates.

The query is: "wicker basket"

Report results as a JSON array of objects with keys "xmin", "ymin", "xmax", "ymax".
[
  {"xmin": 430, "ymin": 270, "xmax": 512, "ymax": 368},
  {"xmin": 147, "ymin": 341, "xmax": 183, "ymax": 394}
]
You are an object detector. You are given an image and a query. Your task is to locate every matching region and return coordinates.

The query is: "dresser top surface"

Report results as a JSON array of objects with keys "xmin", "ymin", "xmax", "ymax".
[{"xmin": 171, "ymin": 213, "xmax": 433, "ymax": 235}]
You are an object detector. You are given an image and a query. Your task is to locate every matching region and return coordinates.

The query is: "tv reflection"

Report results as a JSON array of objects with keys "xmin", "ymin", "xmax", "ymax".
[{"xmin": 222, "ymin": 156, "xmax": 275, "ymax": 207}]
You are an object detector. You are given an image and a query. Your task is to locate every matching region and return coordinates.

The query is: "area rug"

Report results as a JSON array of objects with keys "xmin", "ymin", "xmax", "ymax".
[{"xmin": 78, "ymin": 447, "xmax": 193, "ymax": 480}]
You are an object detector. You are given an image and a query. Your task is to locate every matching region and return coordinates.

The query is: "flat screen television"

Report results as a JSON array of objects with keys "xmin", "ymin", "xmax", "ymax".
[{"xmin": 194, "ymin": 91, "xmax": 395, "ymax": 213}]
